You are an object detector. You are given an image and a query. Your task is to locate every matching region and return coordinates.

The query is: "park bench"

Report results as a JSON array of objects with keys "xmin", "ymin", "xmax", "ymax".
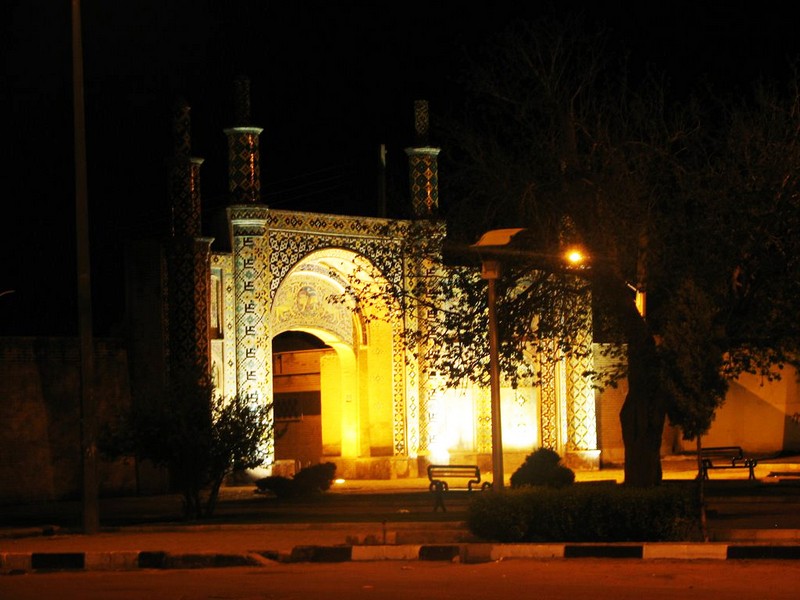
[
  {"xmin": 699, "ymin": 446, "xmax": 758, "ymax": 480},
  {"xmin": 427, "ymin": 464, "xmax": 492, "ymax": 492}
]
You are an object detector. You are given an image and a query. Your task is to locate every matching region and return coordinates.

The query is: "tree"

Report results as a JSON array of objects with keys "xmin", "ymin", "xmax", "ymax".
[
  {"xmin": 433, "ymin": 17, "xmax": 800, "ymax": 485},
  {"xmin": 658, "ymin": 78, "xmax": 800, "ymax": 437},
  {"xmin": 341, "ymin": 16, "xmax": 800, "ymax": 487},
  {"xmin": 205, "ymin": 392, "xmax": 272, "ymax": 516},
  {"xmin": 435, "ymin": 15, "xmax": 686, "ymax": 486},
  {"xmin": 101, "ymin": 374, "xmax": 270, "ymax": 518}
]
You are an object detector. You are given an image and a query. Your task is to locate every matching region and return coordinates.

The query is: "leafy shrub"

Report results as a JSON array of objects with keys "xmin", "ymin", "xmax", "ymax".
[
  {"xmin": 468, "ymin": 484, "xmax": 698, "ymax": 542},
  {"xmin": 510, "ymin": 448, "xmax": 575, "ymax": 488},
  {"xmin": 256, "ymin": 462, "xmax": 337, "ymax": 498},
  {"xmin": 467, "ymin": 490, "xmax": 534, "ymax": 542},
  {"xmin": 293, "ymin": 462, "xmax": 337, "ymax": 493},
  {"xmin": 100, "ymin": 372, "xmax": 270, "ymax": 519},
  {"xmin": 255, "ymin": 475, "xmax": 296, "ymax": 498}
]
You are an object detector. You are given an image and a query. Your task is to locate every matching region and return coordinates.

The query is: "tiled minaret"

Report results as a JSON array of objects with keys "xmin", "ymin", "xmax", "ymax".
[
  {"xmin": 224, "ymin": 77, "xmax": 263, "ymax": 204},
  {"xmin": 167, "ymin": 99, "xmax": 213, "ymax": 385},
  {"xmin": 224, "ymin": 77, "xmax": 273, "ymax": 463},
  {"xmin": 404, "ymin": 101, "xmax": 444, "ymax": 460},
  {"xmin": 405, "ymin": 100, "xmax": 441, "ymax": 218}
]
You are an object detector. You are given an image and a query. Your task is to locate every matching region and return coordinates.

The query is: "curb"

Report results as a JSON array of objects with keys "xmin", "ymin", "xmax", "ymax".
[{"xmin": 4, "ymin": 542, "xmax": 800, "ymax": 573}]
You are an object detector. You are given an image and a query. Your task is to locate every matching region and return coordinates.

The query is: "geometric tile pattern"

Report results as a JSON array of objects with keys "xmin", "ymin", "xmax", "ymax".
[
  {"xmin": 407, "ymin": 101, "xmax": 439, "ymax": 218},
  {"xmin": 224, "ymin": 127, "xmax": 263, "ymax": 203},
  {"xmin": 565, "ymin": 310, "xmax": 598, "ymax": 452},
  {"xmin": 266, "ymin": 211, "xmax": 406, "ymax": 298},
  {"xmin": 170, "ymin": 158, "xmax": 204, "ymax": 239},
  {"xmin": 400, "ymin": 220, "xmax": 447, "ymax": 455},
  {"xmin": 402, "ymin": 254, "xmax": 427, "ymax": 454},
  {"xmin": 393, "ymin": 325, "xmax": 409, "ymax": 455},
  {"xmin": 229, "ymin": 205, "xmax": 273, "ymax": 462},
  {"xmin": 406, "ymin": 102, "xmax": 440, "ymax": 452},
  {"xmin": 265, "ymin": 210, "xmax": 412, "ymax": 458},
  {"xmin": 169, "ymin": 99, "xmax": 202, "ymax": 238},
  {"xmin": 166, "ymin": 98, "xmax": 211, "ymax": 385},
  {"xmin": 413, "ymin": 99, "xmax": 430, "ymax": 145},
  {"xmin": 167, "ymin": 237, "xmax": 213, "ymax": 382},
  {"xmin": 406, "ymin": 149, "xmax": 440, "ymax": 218},
  {"xmin": 539, "ymin": 344, "xmax": 559, "ymax": 450},
  {"xmin": 415, "ymin": 337, "xmax": 431, "ymax": 453},
  {"xmin": 210, "ymin": 253, "xmax": 237, "ymax": 401},
  {"xmin": 167, "ymin": 103, "xmax": 209, "ymax": 384},
  {"xmin": 475, "ymin": 386, "xmax": 492, "ymax": 454}
]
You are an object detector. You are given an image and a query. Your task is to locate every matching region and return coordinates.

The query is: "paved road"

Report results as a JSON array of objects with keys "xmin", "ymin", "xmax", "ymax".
[
  {"xmin": 3, "ymin": 474, "xmax": 800, "ymax": 576},
  {"xmin": 2, "ymin": 559, "xmax": 799, "ymax": 600}
]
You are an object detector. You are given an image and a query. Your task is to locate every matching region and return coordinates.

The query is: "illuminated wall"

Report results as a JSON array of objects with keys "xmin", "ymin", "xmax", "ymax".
[
  {"xmin": 364, "ymin": 319, "xmax": 395, "ymax": 455},
  {"xmin": 689, "ymin": 367, "xmax": 800, "ymax": 454},
  {"xmin": 206, "ymin": 207, "xmax": 602, "ymax": 476},
  {"xmin": 201, "ymin": 87, "xmax": 602, "ymax": 477},
  {"xmin": 228, "ymin": 205, "xmax": 273, "ymax": 463}
]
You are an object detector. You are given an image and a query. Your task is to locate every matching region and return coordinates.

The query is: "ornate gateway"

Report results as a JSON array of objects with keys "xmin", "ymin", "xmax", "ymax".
[{"xmin": 160, "ymin": 85, "xmax": 600, "ymax": 480}]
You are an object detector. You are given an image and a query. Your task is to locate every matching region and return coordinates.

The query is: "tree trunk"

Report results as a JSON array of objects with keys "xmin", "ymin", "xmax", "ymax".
[
  {"xmin": 204, "ymin": 474, "xmax": 226, "ymax": 518},
  {"xmin": 697, "ymin": 436, "xmax": 709, "ymax": 541},
  {"xmin": 620, "ymin": 386, "xmax": 665, "ymax": 486},
  {"xmin": 618, "ymin": 287, "xmax": 665, "ymax": 487},
  {"xmin": 594, "ymin": 268, "xmax": 665, "ymax": 487}
]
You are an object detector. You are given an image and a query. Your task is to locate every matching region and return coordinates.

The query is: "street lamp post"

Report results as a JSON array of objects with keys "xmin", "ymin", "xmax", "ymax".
[
  {"xmin": 470, "ymin": 229, "xmax": 586, "ymax": 490},
  {"xmin": 472, "ymin": 228, "xmax": 526, "ymax": 491},
  {"xmin": 484, "ymin": 259, "xmax": 504, "ymax": 490}
]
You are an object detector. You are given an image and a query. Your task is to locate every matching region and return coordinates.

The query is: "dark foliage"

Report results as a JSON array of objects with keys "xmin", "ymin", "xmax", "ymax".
[
  {"xmin": 256, "ymin": 462, "xmax": 337, "ymax": 499},
  {"xmin": 510, "ymin": 448, "xmax": 575, "ymax": 488},
  {"xmin": 100, "ymin": 375, "xmax": 270, "ymax": 519},
  {"xmin": 468, "ymin": 484, "xmax": 698, "ymax": 542}
]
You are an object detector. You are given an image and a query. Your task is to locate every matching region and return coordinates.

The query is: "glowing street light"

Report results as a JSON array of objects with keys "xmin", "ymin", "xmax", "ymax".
[
  {"xmin": 564, "ymin": 247, "xmax": 645, "ymax": 317},
  {"xmin": 565, "ymin": 248, "xmax": 585, "ymax": 266}
]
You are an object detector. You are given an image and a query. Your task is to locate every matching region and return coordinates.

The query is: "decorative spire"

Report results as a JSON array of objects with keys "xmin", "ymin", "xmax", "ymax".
[
  {"xmin": 233, "ymin": 75, "xmax": 252, "ymax": 126},
  {"xmin": 414, "ymin": 99, "xmax": 430, "ymax": 146},
  {"xmin": 406, "ymin": 99, "xmax": 440, "ymax": 218},
  {"xmin": 169, "ymin": 97, "xmax": 203, "ymax": 238},
  {"xmin": 224, "ymin": 76, "xmax": 263, "ymax": 204},
  {"xmin": 172, "ymin": 97, "xmax": 192, "ymax": 158}
]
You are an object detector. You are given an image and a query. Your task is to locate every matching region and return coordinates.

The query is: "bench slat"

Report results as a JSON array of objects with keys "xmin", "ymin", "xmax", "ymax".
[
  {"xmin": 696, "ymin": 446, "xmax": 757, "ymax": 480},
  {"xmin": 427, "ymin": 464, "xmax": 488, "ymax": 491}
]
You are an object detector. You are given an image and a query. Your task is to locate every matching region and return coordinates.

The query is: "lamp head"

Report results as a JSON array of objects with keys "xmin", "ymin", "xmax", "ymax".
[{"xmin": 565, "ymin": 248, "xmax": 586, "ymax": 266}]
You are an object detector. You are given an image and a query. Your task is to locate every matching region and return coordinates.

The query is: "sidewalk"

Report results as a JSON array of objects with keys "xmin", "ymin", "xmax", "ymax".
[{"xmin": 2, "ymin": 456, "xmax": 800, "ymax": 572}]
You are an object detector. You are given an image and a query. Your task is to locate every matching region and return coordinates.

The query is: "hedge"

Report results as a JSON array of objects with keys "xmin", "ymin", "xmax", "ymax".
[{"xmin": 467, "ymin": 484, "xmax": 699, "ymax": 542}]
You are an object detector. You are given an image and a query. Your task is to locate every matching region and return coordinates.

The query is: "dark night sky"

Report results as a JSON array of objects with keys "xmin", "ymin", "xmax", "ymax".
[{"xmin": 3, "ymin": 1, "xmax": 800, "ymax": 336}]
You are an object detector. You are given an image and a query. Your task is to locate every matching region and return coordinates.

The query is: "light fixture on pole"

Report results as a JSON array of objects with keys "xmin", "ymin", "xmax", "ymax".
[{"xmin": 471, "ymin": 228, "xmax": 526, "ymax": 491}]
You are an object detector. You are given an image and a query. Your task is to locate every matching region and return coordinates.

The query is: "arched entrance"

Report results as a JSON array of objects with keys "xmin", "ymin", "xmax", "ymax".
[
  {"xmin": 270, "ymin": 248, "xmax": 402, "ymax": 478},
  {"xmin": 272, "ymin": 331, "xmax": 328, "ymax": 470}
]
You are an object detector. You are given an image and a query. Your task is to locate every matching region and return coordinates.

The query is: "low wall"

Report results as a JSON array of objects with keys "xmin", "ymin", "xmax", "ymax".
[
  {"xmin": 0, "ymin": 337, "xmax": 137, "ymax": 504},
  {"xmin": 680, "ymin": 368, "xmax": 800, "ymax": 454}
]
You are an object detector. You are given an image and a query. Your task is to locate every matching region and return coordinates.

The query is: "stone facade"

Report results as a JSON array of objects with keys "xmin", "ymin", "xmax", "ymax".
[{"xmin": 192, "ymin": 88, "xmax": 603, "ymax": 477}]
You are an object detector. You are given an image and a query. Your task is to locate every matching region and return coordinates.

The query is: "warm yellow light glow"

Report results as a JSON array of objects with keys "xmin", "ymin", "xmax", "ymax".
[
  {"xmin": 427, "ymin": 385, "xmax": 476, "ymax": 462},
  {"xmin": 565, "ymin": 248, "xmax": 585, "ymax": 265},
  {"xmin": 428, "ymin": 443, "xmax": 451, "ymax": 465},
  {"xmin": 502, "ymin": 388, "xmax": 539, "ymax": 450},
  {"xmin": 334, "ymin": 478, "xmax": 346, "ymax": 485}
]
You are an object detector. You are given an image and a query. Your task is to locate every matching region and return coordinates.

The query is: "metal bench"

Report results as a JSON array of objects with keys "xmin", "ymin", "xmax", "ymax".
[
  {"xmin": 699, "ymin": 446, "xmax": 758, "ymax": 480},
  {"xmin": 427, "ymin": 464, "xmax": 492, "ymax": 492}
]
